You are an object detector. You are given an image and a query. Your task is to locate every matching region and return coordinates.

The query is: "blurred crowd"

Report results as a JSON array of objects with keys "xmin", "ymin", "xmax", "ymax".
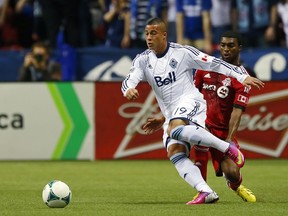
[{"xmin": 0, "ymin": 0, "xmax": 287, "ymax": 51}]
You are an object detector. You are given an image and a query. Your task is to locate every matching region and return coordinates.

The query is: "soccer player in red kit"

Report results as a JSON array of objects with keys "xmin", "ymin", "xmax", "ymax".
[{"xmin": 193, "ymin": 31, "xmax": 256, "ymax": 202}]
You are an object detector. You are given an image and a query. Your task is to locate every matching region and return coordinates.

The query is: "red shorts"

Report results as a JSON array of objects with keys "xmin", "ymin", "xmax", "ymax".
[{"xmin": 207, "ymin": 126, "xmax": 240, "ymax": 177}]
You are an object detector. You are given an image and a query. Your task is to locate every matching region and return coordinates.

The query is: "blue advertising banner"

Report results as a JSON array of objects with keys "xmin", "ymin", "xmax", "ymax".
[
  {"xmin": 77, "ymin": 46, "xmax": 144, "ymax": 81},
  {"xmin": 239, "ymin": 48, "xmax": 288, "ymax": 81},
  {"xmin": 0, "ymin": 46, "xmax": 287, "ymax": 81}
]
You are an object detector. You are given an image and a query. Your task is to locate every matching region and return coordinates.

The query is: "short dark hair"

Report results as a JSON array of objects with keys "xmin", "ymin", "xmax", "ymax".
[
  {"xmin": 220, "ymin": 31, "xmax": 242, "ymax": 46},
  {"xmin": 146, "ymin": 17, "xmax": 167, "ymax": 31},
  {"xmin": 31, "ymin": 41, "xmax": 51, "ymax": 55}
]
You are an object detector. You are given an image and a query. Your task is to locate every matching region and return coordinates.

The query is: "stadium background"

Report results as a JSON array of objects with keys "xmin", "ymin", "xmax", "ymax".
[{"xmin": 0, "ymin": 47, "xmax": 287, "ymax": 160}]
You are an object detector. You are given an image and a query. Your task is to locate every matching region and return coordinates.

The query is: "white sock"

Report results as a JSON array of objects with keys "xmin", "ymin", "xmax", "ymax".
[
  {"xmin": 170, "ymin": 125, "xmax": 229, "ymax": 152},
  {"xmin": 170, "ymin": 152, "xmax": 213, "ymax": 193}
]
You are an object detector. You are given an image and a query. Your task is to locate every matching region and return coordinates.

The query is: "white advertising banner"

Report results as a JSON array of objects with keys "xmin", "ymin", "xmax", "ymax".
[{"xmin": 0, "ymin": 82, "xmax": 94, "ymax": 160}]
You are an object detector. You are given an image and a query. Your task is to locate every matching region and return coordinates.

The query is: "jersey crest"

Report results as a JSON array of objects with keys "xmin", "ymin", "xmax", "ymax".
[
  {"xmin": 222, "ymin": 78, "xmax": 231, "ymax": 86},
  {"xmin": 169, "ymin": 58, "xmax": 178, "ymax": 69}
]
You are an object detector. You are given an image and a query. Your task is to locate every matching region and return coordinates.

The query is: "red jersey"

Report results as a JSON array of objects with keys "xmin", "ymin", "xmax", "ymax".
[{"xmin": 194, "ymin": 67, "xmax": 251, "ymax": 131}]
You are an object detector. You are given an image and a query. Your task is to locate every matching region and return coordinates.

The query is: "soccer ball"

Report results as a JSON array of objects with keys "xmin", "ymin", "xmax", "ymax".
[{"xmin": 42, "ymin": 180, "xmax": 72, "ymax": 208}]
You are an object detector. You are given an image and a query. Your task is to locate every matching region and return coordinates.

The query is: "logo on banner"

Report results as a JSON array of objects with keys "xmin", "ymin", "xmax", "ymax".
[
  {"xmin": 238, "ymin": 89, "xmax": 288, "ymax": 157},
  {"xmin": 115, "ymin": 91, "xmax": 163, "ymax": 158},
  {"xmin": 105, "ymin": 84, "xmax": 288, "ymax": 159},
  {"xmin": 0, "ymin": 113, "xmax": 23, "ymax": 129}
]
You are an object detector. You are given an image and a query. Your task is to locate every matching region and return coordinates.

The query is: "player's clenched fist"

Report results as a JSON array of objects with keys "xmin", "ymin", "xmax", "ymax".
[{"xmin": 125, "ymin": 88, "xmax": 139, "ymax": 100}]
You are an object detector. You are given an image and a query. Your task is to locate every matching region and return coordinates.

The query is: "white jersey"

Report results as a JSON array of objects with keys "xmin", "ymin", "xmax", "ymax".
[{"xmin": 122, "ymin": 42, "xmax": 248, "ymax": 121}]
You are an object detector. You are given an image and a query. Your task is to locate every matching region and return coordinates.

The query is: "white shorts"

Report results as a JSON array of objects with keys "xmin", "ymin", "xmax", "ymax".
[{"xmin": 162, "ymin": 97, "xmax": 207, "ymax": 155}]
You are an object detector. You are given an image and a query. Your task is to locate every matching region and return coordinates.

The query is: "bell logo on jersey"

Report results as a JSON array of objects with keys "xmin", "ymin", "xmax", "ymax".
[{"xmin": 154, "ymin": 72, "xmax": 176, "ymax": 87}]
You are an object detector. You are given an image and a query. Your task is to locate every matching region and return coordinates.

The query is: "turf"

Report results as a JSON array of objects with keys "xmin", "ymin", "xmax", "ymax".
[{"xmin": 0, "ymin": 160, "xmax": 287, "ymax": 216}]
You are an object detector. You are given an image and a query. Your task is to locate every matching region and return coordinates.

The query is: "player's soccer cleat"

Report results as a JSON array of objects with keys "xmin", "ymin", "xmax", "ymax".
[
  {"xmin": 192, "ymin": 192, "xmax": 200, "ymax": 200},
  {"xmin": 186, "ymin": 191, "xmax": 219, "ymax": 205},
  {"xmin": 226, "ymin": 143, "xmax": 245, "ymax": 168},
  {"xmin": 236, "ymin": 185, "xmax": 256, "ymax": 202}
]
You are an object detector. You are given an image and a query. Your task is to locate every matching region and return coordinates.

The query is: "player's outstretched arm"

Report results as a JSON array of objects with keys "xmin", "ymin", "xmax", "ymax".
[{"xmin": 243, "ymin": 76, "xmax": 265, "ymax": 89}]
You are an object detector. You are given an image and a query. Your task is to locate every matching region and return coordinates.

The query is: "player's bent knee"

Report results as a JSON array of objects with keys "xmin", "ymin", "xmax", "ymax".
[
  {"xmin": 167, "ymin": 119, "xmax": 187, "ymax": 136},
  {"xmin": 167, "ymin": 144, "xmax": 187, "ymax": 158}
]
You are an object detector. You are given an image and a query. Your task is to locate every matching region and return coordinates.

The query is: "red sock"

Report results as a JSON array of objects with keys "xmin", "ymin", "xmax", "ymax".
[{"xmin": 193, "ymin": 146, "xmax": 209, "ymax": 181}]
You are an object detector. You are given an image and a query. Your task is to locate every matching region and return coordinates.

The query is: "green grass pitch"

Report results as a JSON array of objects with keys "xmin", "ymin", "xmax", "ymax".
[{"xmin": 0, "ymin": 159, "xmax": 287, "ymax": 216}]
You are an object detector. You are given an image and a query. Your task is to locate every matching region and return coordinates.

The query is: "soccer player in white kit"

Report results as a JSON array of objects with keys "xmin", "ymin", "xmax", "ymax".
[{"xmin": 121, "ymin": 18, "xmax": 264, "ymax": 204}]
